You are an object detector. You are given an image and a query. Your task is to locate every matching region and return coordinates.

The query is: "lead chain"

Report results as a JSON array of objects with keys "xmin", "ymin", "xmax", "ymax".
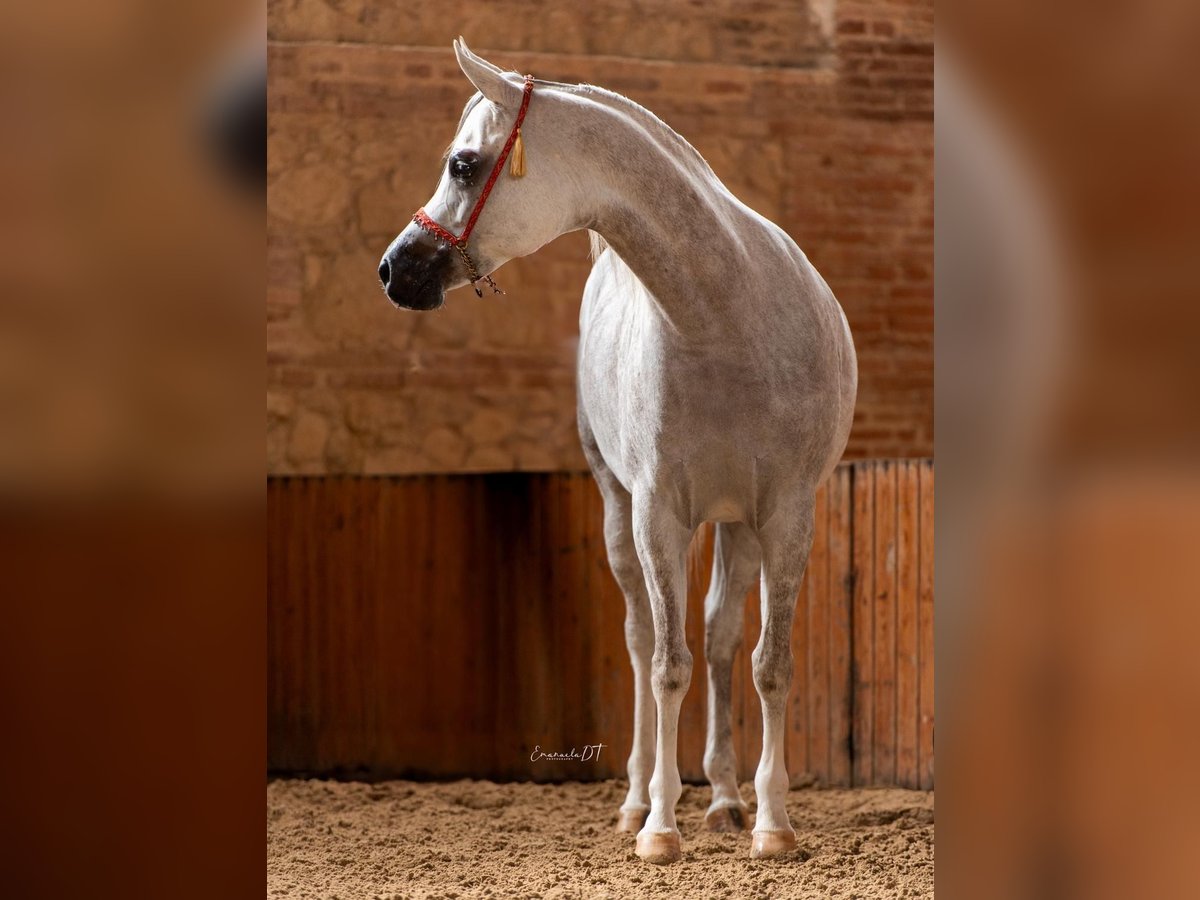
[{"xmin": 453, "ymin": 242, "xmax": 504, "ymax": 298}]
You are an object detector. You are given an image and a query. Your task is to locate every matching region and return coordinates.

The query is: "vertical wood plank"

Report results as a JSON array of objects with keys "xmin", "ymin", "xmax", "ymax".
[
  {"xmin": 527, "ymin": 474, "xmax": 557, "ymax": 780},
  {"xmin": 559, "ymin": 476, "xmax": 584, "ymax": 776},
  {"xmin": 574, "ymin": 475, "xmax": 599, "ymax": 768},
  {"xmin": 851, "ymin": 462, "xmax": 876, "ymax": 786},
  {"xmin": 309, "ymin": 475, "xmax": 329, "ymax": 769},
  {"xmin": 805, "ymin": 482, "xmax": 831, "ymax": 783},
  {"xmin": 588, "ymin": 474, "xmax": 629, "ymax": 781},
  {"xmin": 577, "ymin": 475, "xmax": 600, "ymax": 766},
  {"xmin": 266, "ymin": 480, "xmax": 285, "ymax": 765},
  {"xmin": 873, "ymin": 461, "xmax": 898, "ymax": 785},
  {"xmin": 484, "ymin": 475, "xmax": 522, "ymax": 778},
  {"xmin": 435, "ymin": 477, "xmax": 473, "ymax": 775},
  {"xmin": 918, "ymin": 462, "xmax": 936, "ymax": 789},
  {"xmin": 827, "ymin": 466, "xmax": 854, "ymax": 787},
  {"xmin": 370, "ymin": 478, "xmax": 396, "ymax": 772},
  {"xmin": 471, "ymin": 475, "xmax": 498, "ymax": 775},
  {"xmin": 896, "ymin": 461, "xmax": 921, "ymax": 788}
]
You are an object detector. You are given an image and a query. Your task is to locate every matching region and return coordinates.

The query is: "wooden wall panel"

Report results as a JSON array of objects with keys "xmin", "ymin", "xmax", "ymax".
[
  {"xmin": 828, "ymin": 467, "xmax": 855, "ymax": 787},
  {"xmin": 896, "ymin": 462, "xmax": 921, "ymax": 788},
  {"xmin": 918, "ymin": 463, "xmax": 936, "ymax": 790},
  {"xmin": 872, "ymin": 461, "xmax": 898, "ymax": 785},
  {"xmin": 851, "ymin": 462, "xmax": 876, "ymax": 786},
  {"xmin": 268, "ymin": 461, "xmax": 934, "ymax": 787},
  {"xmin": 806, "ymin": 484, "xmax": 831, "ymax": 781}
]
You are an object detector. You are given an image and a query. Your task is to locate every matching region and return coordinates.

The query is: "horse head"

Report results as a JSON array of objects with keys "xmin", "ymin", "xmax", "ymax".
[{"xmin": 379, "ymin": 39, "xmax": 580, "ymax": 310}]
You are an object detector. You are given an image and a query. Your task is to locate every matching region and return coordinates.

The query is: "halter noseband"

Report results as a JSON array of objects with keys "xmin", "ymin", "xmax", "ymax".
[{"xmin": 412, "ymin": 74, "xmax": 535, "ymax": 298}]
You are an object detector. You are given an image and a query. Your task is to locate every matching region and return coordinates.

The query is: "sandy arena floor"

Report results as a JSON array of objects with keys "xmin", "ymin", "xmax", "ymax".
[{"xmin": 268, "ymin": 778, "xmax": 933, "ymax": 899}]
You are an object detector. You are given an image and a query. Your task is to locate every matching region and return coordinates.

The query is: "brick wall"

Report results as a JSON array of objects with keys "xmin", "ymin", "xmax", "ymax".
[{"xmin": 267, "ymin": 0, "xmax": 933, "ymax": 474}]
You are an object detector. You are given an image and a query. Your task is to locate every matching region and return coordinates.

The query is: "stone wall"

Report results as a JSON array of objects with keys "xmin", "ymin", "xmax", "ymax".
[{"xmin": 267, "ymin": 0, "xmax": 933, "ymax": 474}]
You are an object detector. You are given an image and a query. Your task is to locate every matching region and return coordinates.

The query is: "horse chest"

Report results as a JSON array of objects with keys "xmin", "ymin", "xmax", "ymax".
[{"xmin": 581, "ymin": 348, "xmax": 783, "ymax": 505}]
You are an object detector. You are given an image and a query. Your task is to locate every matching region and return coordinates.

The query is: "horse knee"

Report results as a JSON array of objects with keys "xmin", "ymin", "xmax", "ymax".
[
  {"xmin": 751, "ymin": 645, "xmax": 793, "ymax": 700},
  {"xmin": 651, "ymin": 647, "xmax": 693, "ymax": 698}
]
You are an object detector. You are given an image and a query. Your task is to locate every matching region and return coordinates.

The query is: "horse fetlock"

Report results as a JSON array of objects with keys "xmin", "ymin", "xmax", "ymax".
[
  {"xmin": 754, "ymin": 761, "xmax": 789, "ymax": 798},
  {"xmin": 704, "ymin": 801, "xmax": 750, "ymax": 833},
  {"xmin": 616, "ymin": 805, "xmax": 650, "ymax": 833},
  {"xmin": 648, "ymin": 773, "xmax": 683, "ymax": 809}
]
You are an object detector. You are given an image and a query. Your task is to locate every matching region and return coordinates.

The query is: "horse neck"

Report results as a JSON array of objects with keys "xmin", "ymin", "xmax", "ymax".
[{"xmin": 577, "ymin": 97, "xmax": 760, "ymax": 335}]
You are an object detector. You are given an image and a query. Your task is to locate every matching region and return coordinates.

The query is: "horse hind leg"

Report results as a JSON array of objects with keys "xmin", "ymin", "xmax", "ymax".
[{"xmin": 702, "ymin": 522, "xmax": 759, "ymax": 832}]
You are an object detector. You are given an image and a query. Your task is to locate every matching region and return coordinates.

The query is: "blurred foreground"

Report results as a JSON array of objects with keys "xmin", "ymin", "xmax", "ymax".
[
  {"xmin": 0, "ymin": 2, "xmax": 262, "ymax": 898},
  {"xmin": 938, "ymin": 3, "xmax": 1200, "ymax": 898}
]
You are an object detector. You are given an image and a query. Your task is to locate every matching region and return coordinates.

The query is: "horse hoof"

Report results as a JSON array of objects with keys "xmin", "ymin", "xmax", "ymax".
[
  {"xmin": 704, "ymin": 804, "xmax": 750, "ymax": 833},
  {"xmin": 750, "ymin": 829, "xmax": 797, "ymax": 859},
  {"xmin": 636, "ymin": 830, "xmax": 682, "ymax": 864},
  {"xmin": 615, "ymin": 808, "xmax": 649, "ymax": 833}
]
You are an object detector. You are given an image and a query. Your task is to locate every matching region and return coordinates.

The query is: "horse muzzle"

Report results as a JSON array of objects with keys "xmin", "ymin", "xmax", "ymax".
[{"xmin": 378, "ymin": 232, "xmax": 452, "ymax": 311}]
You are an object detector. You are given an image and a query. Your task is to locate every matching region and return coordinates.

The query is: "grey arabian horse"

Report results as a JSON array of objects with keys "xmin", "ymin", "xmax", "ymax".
[{"xmin": 379, "ymin": 39, "xmax": 858, "ymax": 864}]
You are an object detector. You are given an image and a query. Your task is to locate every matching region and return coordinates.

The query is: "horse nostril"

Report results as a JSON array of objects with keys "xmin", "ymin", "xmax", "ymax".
[{"xmin": 378, "ymin": 258, "xmax": 390, "ymax": 287}]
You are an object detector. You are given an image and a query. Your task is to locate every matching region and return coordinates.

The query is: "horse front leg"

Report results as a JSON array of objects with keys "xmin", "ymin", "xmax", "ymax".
[
  {"xmin": 749, "ymin": 497, "xmax": 815, "ymax": 859},
  {"xmin": 631, "ymin": 497, "xmax": 693, "ymax": 864},
  {"xmin": 598, "ymin": 486, "xmax": 656, "ymax": 833}
]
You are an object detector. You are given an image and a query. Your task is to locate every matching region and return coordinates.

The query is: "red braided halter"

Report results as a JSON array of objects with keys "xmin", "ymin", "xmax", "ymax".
[{"xmin": 413, "ymin": 75, "xmax": 535, "ymax": 297}]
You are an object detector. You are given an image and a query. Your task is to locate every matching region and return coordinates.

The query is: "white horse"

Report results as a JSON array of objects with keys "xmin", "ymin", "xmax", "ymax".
[{"xmin": 379, "ymin": 39, "xmax": 857, "ymax": 864}]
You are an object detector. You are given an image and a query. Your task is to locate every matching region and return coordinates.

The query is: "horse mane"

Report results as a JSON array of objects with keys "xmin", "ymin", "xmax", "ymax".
[
  {"xmin": 570, "ymin": 83, "xmax": 721, "ymax": 183},
  {"xmin": 567, "ymin": 83, "xmax": 720, "ymax": 271}
]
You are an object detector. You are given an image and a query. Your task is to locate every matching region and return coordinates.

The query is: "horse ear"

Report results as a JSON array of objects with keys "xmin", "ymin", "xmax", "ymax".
[{"xmin": 453, "ymin": 37, "xmax": 523, "ymax": 108}]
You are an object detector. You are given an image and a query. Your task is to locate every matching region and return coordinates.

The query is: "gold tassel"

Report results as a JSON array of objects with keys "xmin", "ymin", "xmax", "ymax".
[{"xmin": 509, "ymin": 129, "xmax": 526, "ymax": 177}]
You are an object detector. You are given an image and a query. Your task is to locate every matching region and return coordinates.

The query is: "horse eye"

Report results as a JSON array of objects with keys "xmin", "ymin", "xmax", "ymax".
[{"xmin": 450, "ymin": 156, "xmax": 474, "ymax": 179}]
